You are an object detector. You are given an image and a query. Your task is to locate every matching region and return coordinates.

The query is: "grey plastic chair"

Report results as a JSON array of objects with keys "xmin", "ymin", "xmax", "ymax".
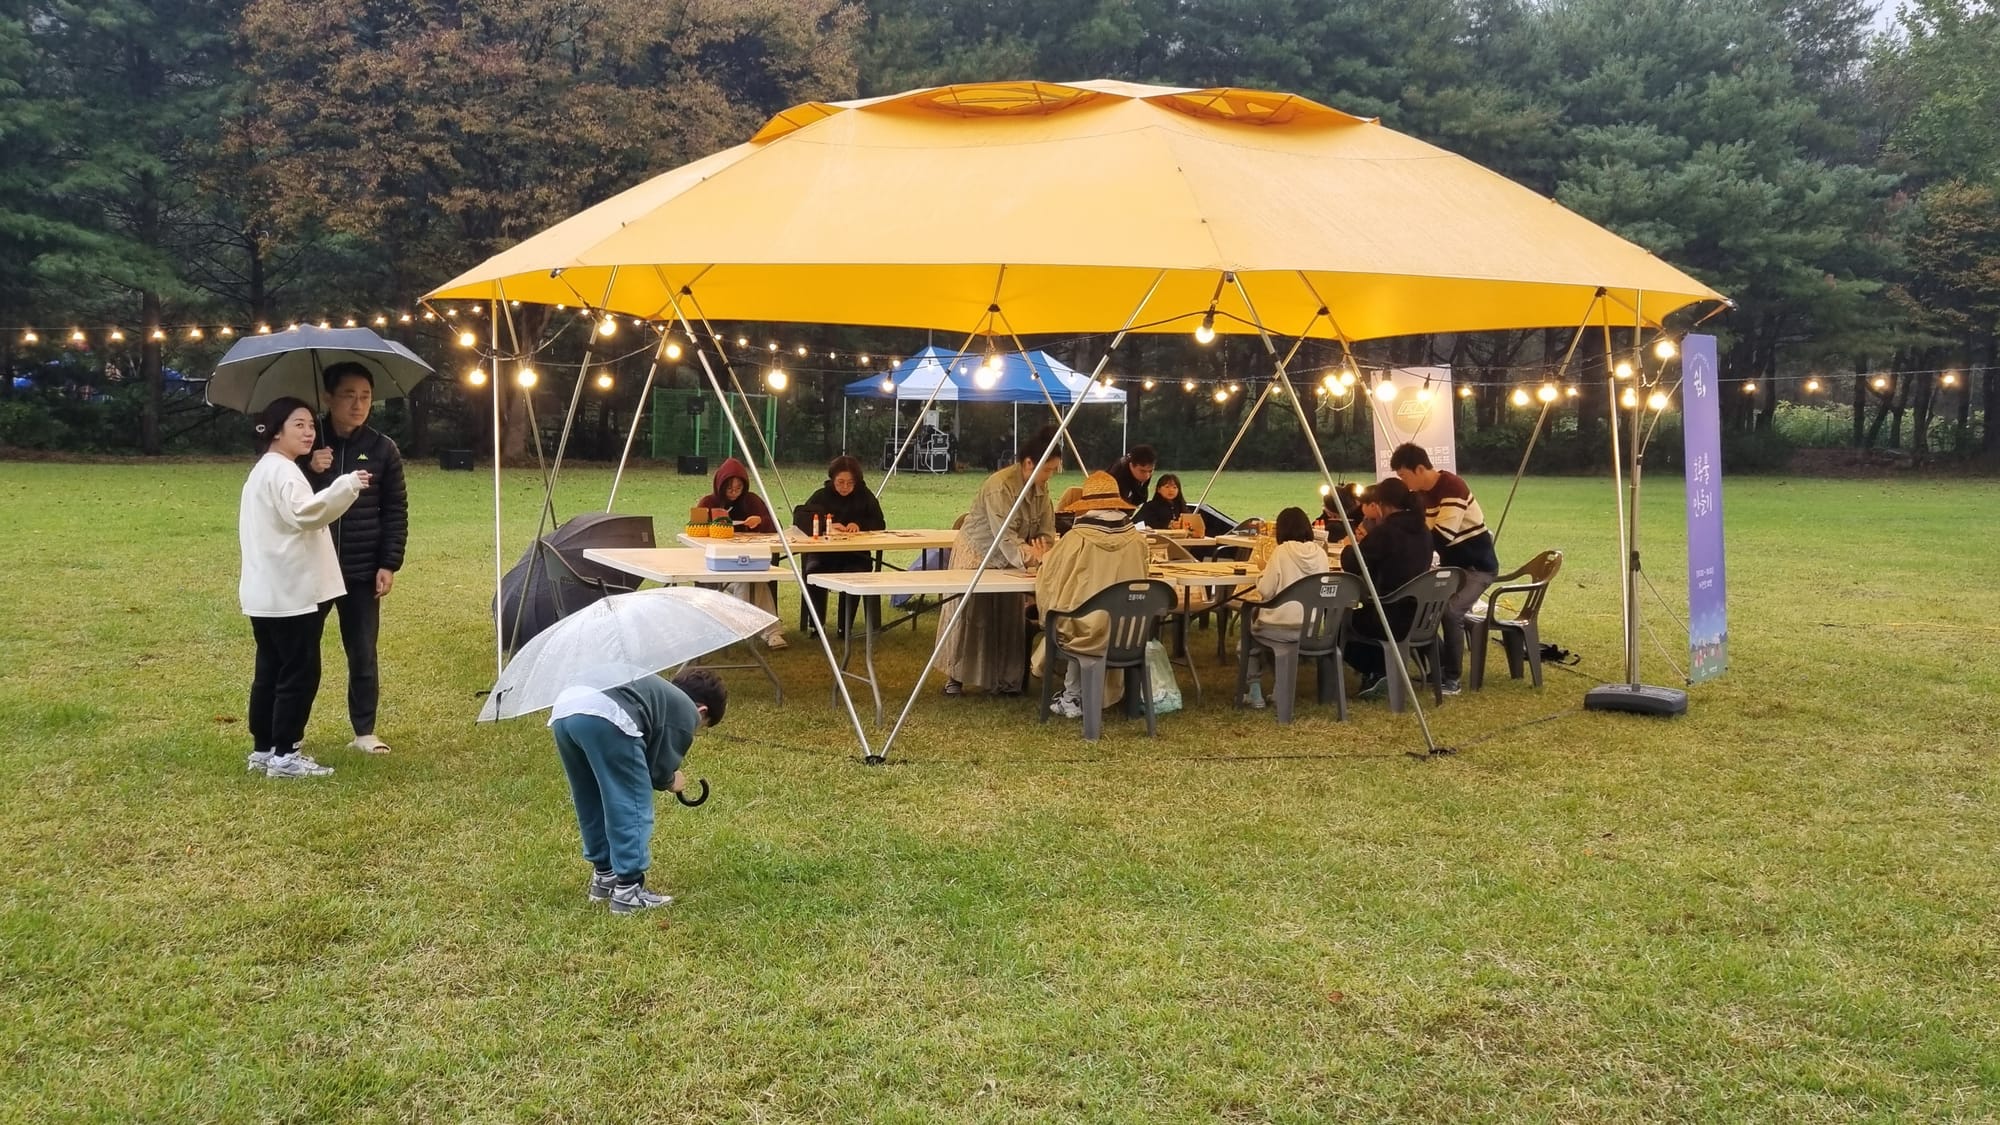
[
  {"xmin": 1465, "ymin": 549, "xmax": 1563, "ymax": 690},
  {"xmin": 1038, "ymin": 579, "xmax": 1177, "ymax": 741},
  {"xmin": 1361, "ymin": 567, "xmax": 1462, "ymax": 713},
  {"xmin": 1237, "ymin": 572, "xmax": 1362, "ymax": 723}
]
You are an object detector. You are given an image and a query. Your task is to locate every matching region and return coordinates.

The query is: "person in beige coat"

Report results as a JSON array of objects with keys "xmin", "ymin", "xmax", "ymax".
[
  {"xmin": 1032, "ymin": 471, "xmax": 1151, "ymax": 719},
  {"xmin": 939, "ymin": 426, "xmax": 1062, "ymax": 696}
]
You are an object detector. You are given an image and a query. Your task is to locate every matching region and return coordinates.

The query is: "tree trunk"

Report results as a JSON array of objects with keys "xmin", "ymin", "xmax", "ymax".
[
  {"xmin": 1983, "ymin": 333, "xmax": 1999, "ymax": 456},
  {"xmin": 140, "ymin": 290, "xmax": 164, "ymax": 455},
  {"xmin": 1911, "ymin": 368, "xmax": 1936, "ymax": 455},
  {"xmin": 1852, "ymin": 359, "xmax": 1868, "ymax": 447},
  {"xmin": 1756, "ymin": 333, "xmax": 1779, "ymax": 432}
]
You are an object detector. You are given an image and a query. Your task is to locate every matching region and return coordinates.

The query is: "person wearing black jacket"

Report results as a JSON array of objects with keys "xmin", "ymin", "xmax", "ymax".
[
  {"xmin": 793, "ymin": 455, "xmax": 886, "ymax": 639},
  {"xmin": 302, "ymin": 363, "xmax": 409, "ymax": 753},
  {"xmin": 1337, "ymin": 478, "xmax": 1435, "ymax": 696},
  {"xmin": 1107, "ymin": 445, "xmax": 1156, "ymax": 509}
]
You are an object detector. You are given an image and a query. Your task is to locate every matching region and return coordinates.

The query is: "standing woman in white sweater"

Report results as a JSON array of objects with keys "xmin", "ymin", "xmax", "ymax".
[{"xmin": 239, "ymin": 397, "xmax": 370, "ymax": 778}]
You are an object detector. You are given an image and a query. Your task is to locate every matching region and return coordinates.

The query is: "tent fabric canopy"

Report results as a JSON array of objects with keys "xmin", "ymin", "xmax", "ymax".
[
  {"xmin": 426, "ymin": 78, "xmax": 1723, "ymax": 340},
  {"xmin": 844, "ymin": 347, "xmax": 1125, "ymax": 404}
]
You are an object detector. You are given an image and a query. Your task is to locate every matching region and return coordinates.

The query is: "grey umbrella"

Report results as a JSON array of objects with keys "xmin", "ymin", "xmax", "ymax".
[{"xmin": 205, "ymin": 325, "xmax": 434, "ymax": 413}]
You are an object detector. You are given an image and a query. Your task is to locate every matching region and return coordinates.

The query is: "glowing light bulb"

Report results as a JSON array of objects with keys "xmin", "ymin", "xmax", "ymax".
[
  {"xmin": 1330, "ymin": 380, "xmax": 1351, "ymax": 398},
  {"xmin": 22, "ymin": 330, "xmax": 37, "ymax": 344},
  {"xmin": 219, "ymin": 326, "xmax": 234, "ymax": 337},
  {"xmin": 399, "ymin": 314, "xmax": 412, "ymax": 324},
  {"xmin": 859, "ymin": 355, "xmax": 870, "ymax": 364},
  {"xmin": 1805, "ymin": 378, "xmax": 1821, "ymax": 393},
  {"xmin": 445, "ymin": 307, "xmax": 457, "ymax": 317},
  {"xmin": 69, "ymin": 329, "xmax": 85, "ymax": 343},
  {"xmin": 188, "ymin": 327, "xmax": 203, "ymax": 340},
  {"xmin": 597, "ymin": 317, "xmax": 616, "ymax": 338},
  {"xmin": 1743, "ymin": 381, "xmax": 1758, "ymax": 394},
  {"xmin": 973, "ymin": 365, "xmax": 999, "ymax": 390},
  {"xmin": 1614, "ymin": 360, "xmax": 1633, "ymax": 379},
  {"xmin": 373, "ymin": 316, "xmax": 387, "ymax": 326},
  {"xmin": 1416, "ymin": 385, "xmax": 1433, "ymax": 402},
  {"xmin": 1373, "ymin": 381, "xmax": 1399, "ymax": 402},
  {"xmin": 1871, "ymin": 376, "xmax": 1888, "ymax": 390},
  {"xmin": 517, "ymin": 367, "xmax": 538, "ymax": 388},
  {"xmin": 1142, "ymin": 378, "xmax": 1156, "ymax": 391},
  {"xmin": 1648, "ymin": 391, "xmax": 1670, "ymax": 411},
  {"xmin": 150, "ymin": 328, "xmax": 166, "ymax": 341},
  {"xmin": 1942, "ymin": 371, "xmax": 1959, "ymax": 387},
  {"xmin": 1271, "ymin": 383, "xmax": 1284, "ymax": 397},
  {"xmin": 1193, "ymin": 311, "xmax": 1217, "ymax": 345},
  {"xmin": 595, "ymin": 372, "xmax": 614, "ymax": 390},
  {"xmin": 1338, "ymin": 368, "xmax": 1356, "ymax": 387},
  {"xmin": 1182, "ymin": 379, "xmax": 1196, "ymax": 392},
  {"xmin": 736, "ymin": 337, "xmax": 748, "ymax": 348},
  {"xmin": 796, "ymin": 345, "xmax": 808, "ymax": 357},
  {"xmin": 1620, "ymin": 387, "xmax": 1639, "ymax": 409},
  {"xmin": 766, "ymin": 368, "xmax": 788, "ymax": 390},
  {"xmin": 1314, "ymin": 385, "xmax": 1327, "ymax": 396},
  {"xmin": 880, "ymin": 376, "xmax": 895, "ymax": 393},
  {"xmin": 109, "ymin": 329, "xmax": 125, "ymax": 342},
  {"xmin": 1322, "ymin": 375, "xmax": 1339, "ymax": 394},
  {"xmin": 1228, "ymin": 382, "xmax": 1241, "ymax": 393},
  {"xmin": 318, "ymin": 320, "xmax": 331, "ymax": 329},
  {"xmin": 1212, "ymin": 388, "xmax": 1229, "ymax": 403},
  {"xmin": 1319, "ymin": 483, "xmax": 1332, "ymax": 497},
  {"xmin": 458, "ymin": 331, "xmax": 477, "ymax": 348},
  {"xmin": 1653, "ymin": 338, "xmax": 1678, "ymax": 360},
  {"xmin": 664, "ymin": 343, "xmax": 683, "ymax": 361},
  {"xmin": 1458, "ymin": 386, "xmax": 1473, "ymax": 398},
  {"xmin": 1513, "ymin": 388, "xmax": 1532, "ymax": 407},
  {"xmin": 467, "ymin": 367, "xmax": 488, "ymax": 386},
  {"xmin": 343, "ymin": 318, "xmax": 357, "ymax": 328},
  {"xmin": 768, "ymin": 342, "xmax": 779, "ymax": 352},
  {"xmin": 1565, "ymin": 385, "xmax": 1580, "ymax": 398}
]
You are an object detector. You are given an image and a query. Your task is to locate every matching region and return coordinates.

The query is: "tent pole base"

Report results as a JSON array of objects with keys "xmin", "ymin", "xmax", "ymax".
[{"xmin": 1583, "ymin": 684, "xmax": 1688, "ymax": 717}]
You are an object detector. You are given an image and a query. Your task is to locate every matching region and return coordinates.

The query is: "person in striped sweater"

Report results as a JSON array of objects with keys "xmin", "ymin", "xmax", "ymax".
[{"xmin": 1390, "ymin": 444, "xmax": 1499, "ymax": 696}]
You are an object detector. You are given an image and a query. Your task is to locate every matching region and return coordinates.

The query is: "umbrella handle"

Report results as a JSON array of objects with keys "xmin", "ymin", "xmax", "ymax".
[{"xmin": 674, "ymin": 778, "xmax": 710, "ymax": 807}]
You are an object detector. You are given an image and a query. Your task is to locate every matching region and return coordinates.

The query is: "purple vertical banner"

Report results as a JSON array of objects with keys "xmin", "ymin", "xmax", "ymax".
[{"xmin": 1681, "ymin": 334, "xmax": 1728, "ymax": 682}]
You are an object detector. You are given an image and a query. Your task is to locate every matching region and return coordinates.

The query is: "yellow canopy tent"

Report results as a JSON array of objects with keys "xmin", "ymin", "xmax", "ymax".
[
  {"xmin": 427, "ymin": 80, "xmax": 1722, "ymax": 338},
  {"xmin": 435, "ymin": 79, "xmax": 1727, "ymax": 759}
]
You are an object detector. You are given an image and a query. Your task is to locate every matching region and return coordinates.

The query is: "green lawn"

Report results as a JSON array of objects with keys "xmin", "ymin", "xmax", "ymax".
[{"xmin": 2, "ymin": 460, "xmax": 1997, "ymax": 1122}]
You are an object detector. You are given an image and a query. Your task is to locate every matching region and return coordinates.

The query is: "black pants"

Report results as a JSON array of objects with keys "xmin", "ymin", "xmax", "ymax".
[
  {"xmin": 329, "ymin": 579, "xmax": 382, "ymax": 736},
  {"xmin": 801, "ymin": 552, "xmax": 871, "ymax": 636},
  {"xmin": 249, "ymin": 608, "xmax": 329, "ymax": 756}
]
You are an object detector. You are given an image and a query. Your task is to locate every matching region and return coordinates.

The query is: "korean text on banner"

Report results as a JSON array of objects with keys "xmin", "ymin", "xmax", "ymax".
[
  {"xmin": 1681, "ymin": 334, "xmax": 1728, "ymax": 682},
  {"xmin": 1370, "ymin": 367, "xmax": 1456, "ymax": 478}
]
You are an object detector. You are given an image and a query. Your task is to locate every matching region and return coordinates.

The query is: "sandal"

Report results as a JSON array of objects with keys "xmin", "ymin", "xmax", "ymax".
[{"xmin": 349, "ymin": 734, "xmax": 392, "ymax": 754}]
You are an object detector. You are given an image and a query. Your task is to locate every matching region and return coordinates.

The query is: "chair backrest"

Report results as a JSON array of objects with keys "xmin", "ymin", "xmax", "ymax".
[
  {"xmin": 1062, "ymin": 579, "xmax": 1177, "ymax": 664},
  {"xmin": 1518, "ymin": 549, "xmax": 1564, "ymax": 585},
  {"xmin": 1486, "ymin": 549, "xmax": 1562, "ymax": 624},
  {"xmin": 1379, "ymin": 567, "xmax": 1462, "ymax": 643},
  {"xmin": 1263, "ymin": 572, "xmax": 1362, "ymax": 656},
  {"xmin": 1148, "ymin": 533, "xmax": 1196, "ymax": 562}
]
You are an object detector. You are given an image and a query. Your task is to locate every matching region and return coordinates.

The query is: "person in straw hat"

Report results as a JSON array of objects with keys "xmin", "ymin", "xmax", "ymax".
[{"xmin": 1031, "ymin": 469, "xmax": 1151, "ymax": 719}]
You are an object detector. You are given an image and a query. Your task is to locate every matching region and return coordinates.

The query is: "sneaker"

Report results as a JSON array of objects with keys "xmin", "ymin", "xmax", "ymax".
[
  {"xmin": 764, "ymin": 630, "xmax": 789, "ymax": 650},
  {"xmin": 266, "ymin": 753, "xmax": 334, "ymax": 778},
  {"xmin": 610, "ymin": 881, "xmax": 673, "ymax": 914},
  {"xmin": 1440, "ymin": 679, "xmax": 1463, "ymax": 697},
  {"xmin": 1049, "ymin": 694, "xmax": 1082, "ymax": 720},
  {"xmin": 1244, "ymin": 682, "xmax": 1266, "ymax": 709},
  {"xmin": 1355, "ymin": 674, "xmax": 1388, "ymax": 700},
  {"xmin": 587, "ymin": 870, "xmax": 617, "ymax": 902},
  {"xmin": 349, "ymin": 733, "xmax": 392, "ymax": 754},
  {"xmin": 246, "ymin": 749, "xmax": 272, "ymax": 773},
  {"xmin": 941, "ymin": 678, "xmax": 964, "ymax": 697}
]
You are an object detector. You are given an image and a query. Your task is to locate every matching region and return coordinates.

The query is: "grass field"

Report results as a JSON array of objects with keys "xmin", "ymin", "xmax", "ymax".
[{"xmin": 2, "ymin": 459, "xmax": 1998, "ymax": 1122}]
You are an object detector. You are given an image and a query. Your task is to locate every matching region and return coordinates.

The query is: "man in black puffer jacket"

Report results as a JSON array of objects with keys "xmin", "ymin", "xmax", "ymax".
[{"xmin": 303, "ymin": 363, "xmax": 409, "ymax": 754}]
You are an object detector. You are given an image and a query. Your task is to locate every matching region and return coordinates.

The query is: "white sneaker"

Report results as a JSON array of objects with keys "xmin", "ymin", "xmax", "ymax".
[
  {"xmin": 764, "ymin": 630, "xmax": 789, "ymax": 650},
  {"xmin": 1049, "ymin": 694, "xmax": 1082, "ymax": 720},
  {"xmin": 610, "ymin": 882, "xmax": 673, "ymax": 914},
  {"xmin": 266, "ymin": 753, "xmax": 334, "ymax": 778},
  {"xmin": 349, "ymin": 734, "xmax": 391, "ymax": 754},
  {"xmin": 247, "ymin": 750, "xmax": 272, "ymax": 772}
]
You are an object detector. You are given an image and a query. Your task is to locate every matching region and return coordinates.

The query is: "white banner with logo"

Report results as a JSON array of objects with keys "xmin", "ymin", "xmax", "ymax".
[{"xmin": 1369, "ymin": 366, "xmax": 1456, "ymax": 478}]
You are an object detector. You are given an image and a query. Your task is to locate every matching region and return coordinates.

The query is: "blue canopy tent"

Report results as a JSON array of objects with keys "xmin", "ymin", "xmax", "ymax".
[{"xmin": 842, "ymin": 346, "xmax": 1127, "ymax": 470}]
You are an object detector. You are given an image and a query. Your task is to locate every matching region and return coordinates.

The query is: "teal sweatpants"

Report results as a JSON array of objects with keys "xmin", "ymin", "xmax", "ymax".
[{"xmin": 551, "ymin": 714, "xmax": 655, "ymax": 879}]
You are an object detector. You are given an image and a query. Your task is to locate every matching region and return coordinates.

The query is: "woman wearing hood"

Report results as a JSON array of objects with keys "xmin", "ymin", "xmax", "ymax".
[
  {"xmin": 1338, "ymin": 478, "xmax": 1436, "ymax": 697},
  {"xmin": 695, "ymin": 457, "xmax": 787, "ymax": 648},
  {"xmin": 1031, "ymin": 471, "xmax": 1151, "ymax": 719},
  {"xmin": 794, "ymin": 455, "xmax": 887, "ymax": 639}
]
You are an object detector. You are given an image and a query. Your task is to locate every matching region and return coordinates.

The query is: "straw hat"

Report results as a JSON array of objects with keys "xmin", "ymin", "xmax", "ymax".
[{"xmin": 1061, "ymin": 470, "xmax": 1137, "ymax": 513}]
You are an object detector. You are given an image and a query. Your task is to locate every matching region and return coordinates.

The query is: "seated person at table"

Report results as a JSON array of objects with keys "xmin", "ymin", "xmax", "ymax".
[
  {"xmin": 1032, "ymin": 471, "xmax": 1150, "ymax": 720},
  {"xmin": 1240, "ymin": 506, "xmax": 1331, "ymax": 709},
  {"xmin": 939, "ymin": 424, "xmax": 1061, "ymax": 696},
  {"xmin": 1135, "ymin": 473, "xmax": 1206, "ymax": 536},
  {"xmin": 1338, "ymin": 479, "xmax": 1436, "ymax": 698},
  {"xmin": 794, "ymin": 455, "xmax": 887, "ymax": 639},
  {"xmin": 1107, "ymin": 444, "xmax": 1157, "ymax": 509},
  {"xmin": 1319, "ymin": 484, "xmax": 1367, "ymax": 535},
  {"xmin": 696, "ymin": 457, "xmax": 786, "ymax": 649}
]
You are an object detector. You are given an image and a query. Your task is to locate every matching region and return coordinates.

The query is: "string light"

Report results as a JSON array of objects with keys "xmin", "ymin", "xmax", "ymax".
[
  {"xmin": 318, "ymin": 320, "xmax": 331, "ymax": 329},
  {"xmin": 1183, "ymin": 379, "xmax": 1196, "ymax": 392},
  {"xmin": 736, "ymin": 337, "xmax": 748, "ymax": 348},
  {"xmin": 1804, "ymin": 378, "xmax": 1821, "ymax": 393},
  {"xmin": 257, "ymin": 324, "xmax": 270, "ymax": 334},
  {"xmin": 1338, "ymin": 367, "xmax": 1356, "ymax": 388},
  {"xmin": 1314, "ymin": 384, "xmax": 1327, "ymax": 397},
  {"xmin": 1512, "ymin": 388, "xmax": 1532, "ymax": 407},
  {"xmin": 1872, "ymin": 376, "xmax": 1889, "ymax": 390},
  {"xmin": 1458, "ymin": 385, "xmax": 1473, "ymax": 398},
  {"xmin": 1270, "ymin": 383, "xmax": 1284, "ymax": 397},
  {"xmin": 1142, "ymin": 378, "xmax": 1156, "ymax": 391},
  {"xmin": 1620, "ymin": 387, "xmax": 1639, "ymax": 409},
  {"xmin": 1193, "ymin": 311, "xmax": 1217, "ymax": 345},
  {"xmin": 399, "ymin": 314, "xmax": 412, "ymax": 324},
  {"xmin": 445, "ymin": 307, "xmax": 457, "ymax": 317},
  {"xmin": 1416, "ymin": 385, "xmax": 1433, "ymax": 402},
  {"xmin": 343, "ymin": 318, "xmax": 357, "ymax": 328},
  {"xmin": 1564, "ymin": 385, "xmax": 1580, "ymax": 398},
  {"xmin": 1228, "ymin": 382, "xmax": 1241, "ymax": 393},
  {"xmin": 1653, "ymin": 338, "xmax": 1677, "ymax": 360},
  {"xmin": 1536, "ymin": 383, "xmax": 1558, "ymax": 403},
  {"xmin": 1743, "ymin": 381, "xmax": 1758, "ymax": 394},
  {"xmin": 517, "ymin": 367, "xmax": 538, "ymax": 388},
  {"xmin": 796, "ymin": 345, "xmax": 808, "ymax": 357},
  {"xmin": 1329, "ymin": 380, "xmax": 1351, "ymax": 398},
  {"xmin": 458, "ymin": 331, "xmax": 477, "ymax": 348},
  {"xmin": 1319, "ymin": 483, "xmax": 1332, "ymax": 497},
  {"xmin": 374, "ymin": 316, "xmax": 388, "ymax": 326},
  {"xmin": 1942, "ymin": 371, "xmax": 1959, "ymax": 387},
  {"xmin": 594, "ymin": 372, "xmax": 614, "ymax": 390},
  {"xmin": 1614, "ymin": 360, "xmax": 1634, "ymax": 379},
  {"xmin": 598, "ymin": 317, "xmax": 617, "ymax": 338},
  {"xmin": 151, "ymin": 328, "xmax": 166, "ymax": 341},
  {"xmin": 466, "ymin": 367, "xmax": 488, "ymax": 386},
  {"xmin": 187, "ymin": 327, "xmax": 202, "ymax": 340},
  {"xmin": 69, "ymin": 329, "xmax": 85, "ymax": 343},
  {"xmin": 768, "ymin": 342, "xmax": 779, "ymax": 352},
  {"xmin": 109, "ymin": 329, "xmax": 124, "ymax": 342},
  {"xmin": 219, "ymin": 326, "xmax": 233, "ymax": 337},
  {"xmin": 880, "ymin": 376, "xmax": 895, "ymax": 393},
  {"xmin": 1648, "ymin": 391, "xmax": 1670, "ymax": 411},
  {"xmin": 766, "ymin": 368, "xmax": 788, "ymax": 390},
  {"xmin": 664, "ymin": 343, "xmax": 683, "ymax": 361},
  {"xmin": 21, "ymin": 330, "xmax": 37, "ymax": 344},
  {"xmin": 1373, "ymin": 381, "xmax": 1399, "ymax": 402},
  {"xmin": 1212, "ymin": 388, "xmax": 1229, "ymax": 403},
  {"xmin": 859, "ymin": 355, "xmax": 870, "ymax": 364}
]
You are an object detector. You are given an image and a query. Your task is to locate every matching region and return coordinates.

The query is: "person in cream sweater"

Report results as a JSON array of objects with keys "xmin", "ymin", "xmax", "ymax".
[{"xmin": 239, "ymin": 396, "xmax": 369, "ymax": 778}]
